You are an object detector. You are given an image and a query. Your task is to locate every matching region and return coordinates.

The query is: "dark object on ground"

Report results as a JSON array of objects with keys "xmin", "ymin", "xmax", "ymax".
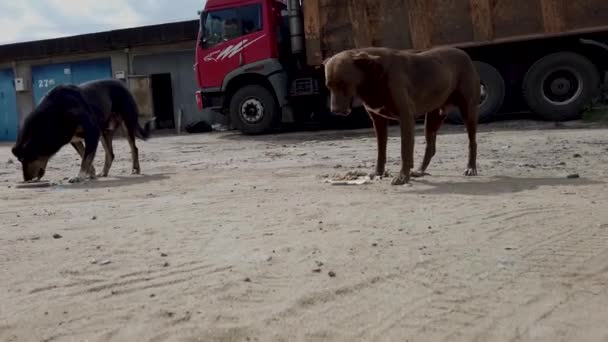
[
  {"xmin": 185, "ymin": 120, "xmax": 213, "ymax": 134},
  {"xmin": 15, "ymin": 180, "xmax": 52, "ymax": 188}
]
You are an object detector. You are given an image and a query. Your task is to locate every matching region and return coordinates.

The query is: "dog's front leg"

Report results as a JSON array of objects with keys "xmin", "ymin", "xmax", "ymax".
[
  {"xmin": 412, "ymin": 109, "xmax": 445, "ymax": 178},
  {"xmin": 71, "ymin": 141, "xmax": 96, "ymax": 176},
  {"xmin": 391, "ymin": 94, "xmax": 415, "ymax": 186},
  {"xmin": 69, "ymin": 133, "xmax": 100, "ymax": 184},
  {"xmin": 369, "ymin": 113, "xmax": 388, "ymax": 177}
]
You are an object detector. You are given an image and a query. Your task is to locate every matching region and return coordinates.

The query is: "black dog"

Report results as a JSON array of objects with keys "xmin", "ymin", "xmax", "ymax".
[{"xmin": 12, "ymin": 79, "xmax": 152, "ymax": 183}]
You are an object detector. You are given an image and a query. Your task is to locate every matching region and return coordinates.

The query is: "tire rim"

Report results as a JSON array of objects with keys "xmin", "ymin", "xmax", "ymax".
[
  {"xmin": 479, "ymin": 83, "xmax": 488, "ymax": 107},
  {"xmin": 541, "ymin": 67, "xmax": 583, "ymax": 105},
  {"xmin": 240, "ymin": 98, "xmax": 265, "ymax": 124}
]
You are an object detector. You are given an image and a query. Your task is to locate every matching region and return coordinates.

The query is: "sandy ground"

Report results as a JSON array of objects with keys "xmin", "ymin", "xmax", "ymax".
[{"xmin": 2, "ymin": 120, "xmax": 608, "ymax": 342}]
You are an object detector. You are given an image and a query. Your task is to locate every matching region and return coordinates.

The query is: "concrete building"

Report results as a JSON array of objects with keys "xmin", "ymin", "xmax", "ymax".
[{"xmin": 0, "ymin": 19, "xmax": 212, "ymax": 141}]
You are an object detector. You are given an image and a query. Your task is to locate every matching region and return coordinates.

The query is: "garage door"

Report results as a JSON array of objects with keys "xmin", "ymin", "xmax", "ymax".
[
  {"xmin": 0, "ymin": 68, "xmax": 18, "ymax": 141},
  {"xmin": 32, "ymin": 58, "xmax": 112, "ymax": 104}
]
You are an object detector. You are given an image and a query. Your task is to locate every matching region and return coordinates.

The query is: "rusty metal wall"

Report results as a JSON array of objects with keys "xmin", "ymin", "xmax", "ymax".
[
  {"xmin": 127, "ymin": 76, "xmax": 154, "ymax": 121},
  {"xmin": 564, "ymin": 1, "xmax": 608, "ymax": 29},
  {"xmin": 494, "ymin": 0, "xmax": 543, "ymax": 38},
  {"xmin": 304, "ymin": 0, "xmax": 608, "ymax": 66}
]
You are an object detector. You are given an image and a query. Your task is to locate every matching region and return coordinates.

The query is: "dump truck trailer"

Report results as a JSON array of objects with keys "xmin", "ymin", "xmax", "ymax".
[{"xmin": 195, "ymin": 0, "xmax": 608, "ymax": 134}]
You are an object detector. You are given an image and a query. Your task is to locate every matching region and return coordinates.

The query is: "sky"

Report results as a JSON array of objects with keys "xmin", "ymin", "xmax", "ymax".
[{"xmin": 0, "ymin": 0, "xmax": 206, "ymax": 45}]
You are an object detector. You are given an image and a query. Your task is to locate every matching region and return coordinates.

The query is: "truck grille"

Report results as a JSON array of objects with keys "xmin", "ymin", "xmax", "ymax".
[{"xmin": 290, "ymin": 77, "xmax": 319, "ymax": 97}]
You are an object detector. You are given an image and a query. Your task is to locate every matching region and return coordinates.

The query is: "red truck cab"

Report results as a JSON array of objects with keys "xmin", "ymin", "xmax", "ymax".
[{"xmin": 195, "ymin": 0, "xmax": 303, "ymax": 134}]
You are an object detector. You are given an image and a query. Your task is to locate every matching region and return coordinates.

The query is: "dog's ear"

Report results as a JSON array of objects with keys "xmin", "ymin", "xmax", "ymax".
[
  {"xmin": 11, "ymin": 145, "xmax": 23, "ymax": 159},
  {"xmin": 351, "ymin": 51, "xmax": 383, "ymax": 74}
]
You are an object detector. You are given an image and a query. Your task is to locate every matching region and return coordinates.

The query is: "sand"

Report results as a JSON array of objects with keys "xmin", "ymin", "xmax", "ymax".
[{"xmin": 1, "ymin": 120, "xmax": 608, "ymax": 342}]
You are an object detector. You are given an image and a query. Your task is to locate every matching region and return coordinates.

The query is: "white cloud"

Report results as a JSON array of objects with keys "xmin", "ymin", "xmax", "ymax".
[
  {"xmin": 0, "ymin": 0, "xmax": 203, "ymax": 45},
  {"xmin": 47, "ymin": 0, "xmax": 142, "ymax": 28},
  {"xmin": 0, "ymin": 2, "xmax": 65, "ymax": 44}
]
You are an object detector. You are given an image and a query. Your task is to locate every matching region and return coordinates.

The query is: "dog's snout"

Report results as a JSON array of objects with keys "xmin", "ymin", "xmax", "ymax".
[
  {"xmin": 330, "ymin": 98, "xmax": 352, "ymax": 116},
  {"xmin": 330, "ymin": 104, "xmax": 351, "ymax": 115}
]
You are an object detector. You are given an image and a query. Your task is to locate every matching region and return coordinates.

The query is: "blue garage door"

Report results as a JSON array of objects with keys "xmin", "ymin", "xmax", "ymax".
[
  {"xmin": 0, "ymin": 69, "xmax": 18, "ymax": 141},
  {"xmin": 32, "ymin": 58, "xmax": 112, "ymax": 104}
]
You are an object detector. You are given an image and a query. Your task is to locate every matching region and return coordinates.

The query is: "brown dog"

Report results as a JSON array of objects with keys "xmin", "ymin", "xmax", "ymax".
[{"xmin": 324, "ymin": 46, "xmax": 480, "ymax": 185}]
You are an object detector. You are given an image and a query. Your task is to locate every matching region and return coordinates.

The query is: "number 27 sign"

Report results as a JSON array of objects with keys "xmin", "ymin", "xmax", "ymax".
[{"xmin": 38, "ymin": 79, "xmax": 56, "ymax": 88}]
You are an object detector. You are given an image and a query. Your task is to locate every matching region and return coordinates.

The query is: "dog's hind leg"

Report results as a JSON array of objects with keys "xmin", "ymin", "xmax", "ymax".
[
  {"xmin": 71, "ymin": 141, "xmax": 96, "ymax": 176},
  {"xmin": 411, "ymin": 108, "xmax": 446, "ymax": 178},
  {"xmin": 99, "ymin": 131, "xmax": 115, "ymax": 177},
  {"xmin": 122, "ymin": 122, "xmax": 141, "ymax": 175}
]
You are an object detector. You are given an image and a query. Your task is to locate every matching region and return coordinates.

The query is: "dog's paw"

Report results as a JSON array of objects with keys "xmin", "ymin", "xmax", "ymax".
[
  {"xmin": 131, "ymin": 168, "xmax": 141, "ymax": 175},
  {"xmin": 68, "ymin": 176, "xmax": 83, "ymax": 184},
  {"xmin": 97, "ymin": 172, "xmax": 109, "ymax": 178},
  {"xmin": 410, "ymin": 170, "xmax": 430, "ymax": 178},
  {"xmin": 391, "ymin": 172, "xmax": 410, "ymax": 186},
  {"xmin": 69, "ymin": 173, "xmax": 96, "ymax": 183},
  {"xmin": 370, "ymin": 169, "xmax": 391, "ymax": 178},
  {"xmin": 369, "ymin": 170, "xmax": 383, "ymax": 179},
  {"xmin": 464, "ymin": 168, "xmax": 478, "ymax": 177}
]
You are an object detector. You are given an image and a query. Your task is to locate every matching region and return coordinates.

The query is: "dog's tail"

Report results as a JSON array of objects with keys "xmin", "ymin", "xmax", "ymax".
[
  {"xmin": 135, "ymin": 119, "xmax": 153, "ymax": 141},
  {"xmin": 121, "ymin": 84, "xmax": 153, "ymax": 141}
]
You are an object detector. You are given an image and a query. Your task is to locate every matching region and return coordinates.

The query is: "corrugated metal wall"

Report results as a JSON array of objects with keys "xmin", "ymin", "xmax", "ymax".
[
  {"xmin": 132, "ymin": 50, "xmax": 206, "ymax": 130},
  {"xmin": 31, "ymin": 58, "xmax": 112, "ymax": 104},
  {"xmin": 0, "ymin": 68, "xmax": 18, "ymax": 141}
]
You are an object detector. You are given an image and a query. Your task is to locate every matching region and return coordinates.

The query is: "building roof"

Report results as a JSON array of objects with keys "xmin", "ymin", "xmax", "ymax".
[{"xmin": 0, "ymin": 20, "xmax": 200, "ymax": 63}]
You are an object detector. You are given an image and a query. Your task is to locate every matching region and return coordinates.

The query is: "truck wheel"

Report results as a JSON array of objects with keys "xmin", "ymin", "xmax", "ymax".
[
  {"xmin": 522, "ymin": 51, "xmax": 599, "ymax": 121},
  {"xmin": 229, "ymin": 85, "xmax": 279, "ymax": 135},
  {"xmin": 448, "ymin": 61, "xmax": 505, "ymax": 124}
]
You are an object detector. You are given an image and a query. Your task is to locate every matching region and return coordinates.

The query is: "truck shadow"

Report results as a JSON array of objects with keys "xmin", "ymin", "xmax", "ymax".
[
  {"xmin": 217, "ymin": 119, "xmax": 608, "ymax": 145},
  {"xmin": 218, "ymin": 125, "xmax": 410, "ymax": 143},
  {"xmin": 406, "ymin": 175, "xmax": 602, "ymax": 196}
]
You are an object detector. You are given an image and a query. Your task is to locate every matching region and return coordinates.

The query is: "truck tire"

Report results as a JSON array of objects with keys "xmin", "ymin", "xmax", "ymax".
[
  {"xmin": 522, "ymin": 51, "xmax": 599, "ymax": 121},
  {"xmin": 229, "ymin": 85, "xmax": 280, "ymax": 135},
  {"xmin": 448, "ymin": 61, "xmax": 505, "ymax": 124}
]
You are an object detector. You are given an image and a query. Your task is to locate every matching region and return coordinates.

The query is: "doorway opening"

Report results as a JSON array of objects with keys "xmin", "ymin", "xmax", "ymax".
[{"xmin": 151, "ymin": 73, "xmax": 175, "ymax": 130}]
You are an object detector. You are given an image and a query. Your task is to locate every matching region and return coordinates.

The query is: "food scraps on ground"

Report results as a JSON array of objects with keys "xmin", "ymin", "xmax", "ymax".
[
  {"xmin": 15, "ymin": 180, "xmax": 52, "ymax": 189},
  {"xmin": 323, "ymin": 171, "xmax": 372, "ymax": 185}
]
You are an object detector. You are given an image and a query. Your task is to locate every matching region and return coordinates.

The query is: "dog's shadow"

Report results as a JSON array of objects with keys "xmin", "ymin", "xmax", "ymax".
[
  {"xmin": 406, "ymin": 175, "xmax": 602, "ymax": 196},
  {"xmin": 60, "ymin": 173, "xmax": 171, "ymax": 189}
]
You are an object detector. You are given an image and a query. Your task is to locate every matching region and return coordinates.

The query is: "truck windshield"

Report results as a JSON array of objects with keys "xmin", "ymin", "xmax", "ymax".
[{"xmin": 201, "ymin": 4, "xmax": 263, "ymax": 49}]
